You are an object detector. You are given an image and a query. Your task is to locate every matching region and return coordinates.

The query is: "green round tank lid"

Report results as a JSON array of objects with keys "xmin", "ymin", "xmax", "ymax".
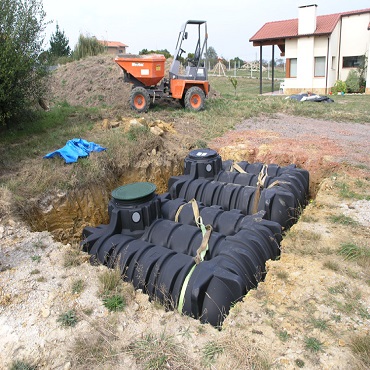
[{"xmin": 112, "ymin": 182, "xmax": 156, "ymax": 201}]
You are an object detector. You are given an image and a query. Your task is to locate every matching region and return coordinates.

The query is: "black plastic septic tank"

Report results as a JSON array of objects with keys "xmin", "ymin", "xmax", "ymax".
[
  {"xmin": 108, "ymin": 182, "xmax": 161, "ymax": 237},
  {"xmin": 183, "ymin": 148, "xmax": 222, "ymax": 179}
]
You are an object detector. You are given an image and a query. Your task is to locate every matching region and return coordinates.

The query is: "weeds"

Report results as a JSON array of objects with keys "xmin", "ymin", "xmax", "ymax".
[
  {"xmin": 126, "ymin": 124, "xmax": 150, "ymax": 141},
  {"xmin": 102, "ymin": 294, "xmax": 125, "ymax": 312},
  {"xmin": 72, "ymin": 332, "xmax": 118, "ymax": 368},
  {"xmin": 335, "ymin": 181, "xmax": 370, "ymax": 201},
  {"xmin": 310, "ymin": 317, "xmax": 329, "ymax": 331},
  {"xmin": 323, "ymin": 260, "xmax": 340, "ymax": 272},
  {"xmin": 128, "ymin": 331, "xmax": 192, "ymax": 370},
  {"xmin": 278, "ymin": 330, "xmax": 290, "ymax": 342},
  {"xmin": 10, "ymin": 361, "xmax": 37, "ymax": 370},
  {"xmin": 295, "ymin": 359, "xmax": 305, "ymax": 368},
  {"xmin": 329, "ymin": 214, "xmax": 359, "ymax": 226},
  {"xmin": 98, "ymin": 267, "xmax": 122, "ymax": 296},
  {"xmin": 304, "ymin": 336, "xmax": 324, "ymax": 352},
  {"xmin": 338, "ymin": 243, "xmax": 370, "ymax": 267},
  {"xmin": 30, "ymin": 255, "xmax": 41, "ymax": 263},
  {"xmin": 275, "ymin": 270, "xmax": 289, "ymax": 280},
  {"xmin": 209, "ymin": 332, "xmax": 271, "ymax": 369},
  {"xmin": 71, "ymin": 279, "xmax": 85, "ymax": 294},
  {"xmin": 328, "ymin": 285, "xmax": 370, "ymax": 319},
  {"xmin": 202, "ymin": 341, "xmax": 224, "ymax": 366},
  {"xmin": 57, "ymin": 310, "xmax": 79, "ymax": 327},
  {"xmin": 328, "ymin": 282, "xmax": 347, "ymax": 295},
  {"xmin": 63, "ymin": 243, "xmax": 85, "ymax": 268}
]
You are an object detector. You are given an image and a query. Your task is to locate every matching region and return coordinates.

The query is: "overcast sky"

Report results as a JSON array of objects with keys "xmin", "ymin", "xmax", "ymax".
[{"xmin": 43, "ymin": 0, "xmax": 370, "ymax": 61}]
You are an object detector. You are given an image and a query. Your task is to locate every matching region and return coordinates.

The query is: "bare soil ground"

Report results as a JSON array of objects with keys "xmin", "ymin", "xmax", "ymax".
[{"xmin": 0, "ymin": 57, "xmax": 369, "ymax": 369}]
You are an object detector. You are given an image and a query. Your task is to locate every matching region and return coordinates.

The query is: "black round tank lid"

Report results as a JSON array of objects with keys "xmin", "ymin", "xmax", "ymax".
[
  {"xmin": 188, "ymin": 148, "xmax": 218, "ymax": 159},
  {"xmin": 111, "ymin": 182, "xmax": 157, "ymax": 201}
]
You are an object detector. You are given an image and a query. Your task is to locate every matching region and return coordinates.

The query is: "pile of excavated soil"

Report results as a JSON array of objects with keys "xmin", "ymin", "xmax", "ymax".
[
  {"xmin": 48, "ymin": 54, "xmax": 177, "ymax": 110},
  {"xmin": 48, "ymin": 54, "xmax": 131, "ymax": 109}
]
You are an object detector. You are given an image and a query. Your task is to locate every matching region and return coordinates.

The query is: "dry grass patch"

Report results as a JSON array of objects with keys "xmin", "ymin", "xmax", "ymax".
[
  {"xmin": 338, "ymin": 242, "xmax": 370, "ymax": 268},
  {"xmin": 63, "ymin": 242, "xmax": 88, "ymax": 268},
  {"xmin": 349, "ymin": 334, "xmax": 370, "ymax": 369},
  {"xmin": 98, "ymin": 266, "xmax": 122, "ymax": 295},
  {"xmin": 0, "ymin": 185, "xmax": 13, "ymax": 221},
  {"xmin": 212, "ymin": 331, "xmax": 271, "ymax": 370},
  {"xmin": 70, "ymin": 311, "xmax": 121, "ymax": 369},
  {"xmin": 282, "ymin": 228, "xmax": 322, "ymax": 255},
  {"xmin": 127, "ymin": 331, "xmax": 195, "ymax": 370}
]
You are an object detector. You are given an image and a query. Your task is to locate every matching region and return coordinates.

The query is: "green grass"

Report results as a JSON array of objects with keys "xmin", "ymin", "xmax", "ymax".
[
  {"xmin": 304, "ymin": 336, "xmax": 324, "ymax": 352},
  {"xmin": 278, "ymin": 330, "xmax": 290, "ymax": 342},
  {"xmin": 310, "ymin": 317, "xmax": 329, "ymax": 331},
  {"xmin": 102, "ymin": 294, "xmax": 125, "ymax": 312},
  {"xmin": 329, "ymin": 214, "xmax": 359, "ymax": 226},
  {"xmin": 335, "ymin": 181, "xmax": 370, "ymax": 201},
  {"xmin": 202, "ymin": 341, "xmax": 224, "ymax": 366},
  {"xmin": 338, "ymin": 242, "xmax": 370, "ymax": 266}
]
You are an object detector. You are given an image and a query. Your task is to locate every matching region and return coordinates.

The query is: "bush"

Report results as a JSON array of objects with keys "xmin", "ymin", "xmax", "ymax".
[
  {"xmin": 73, "ymin": 34, "xmax": 106, "ymax": 60},
  {"xmin": 331, "ymin": 80, "xmax": 347, "ymax": 94},
  {"xmin": 0, "ymin": 0, "xmax": 48, "ymax": 128},
  {"xmin": 345, "ymin": 70, "xmax": 361, "ymax": 93}
]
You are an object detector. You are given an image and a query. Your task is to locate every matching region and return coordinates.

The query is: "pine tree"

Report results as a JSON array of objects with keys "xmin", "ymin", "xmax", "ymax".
[{"xmin": 48, "ymin": 24, "xmax": 71, "ymax": 60}]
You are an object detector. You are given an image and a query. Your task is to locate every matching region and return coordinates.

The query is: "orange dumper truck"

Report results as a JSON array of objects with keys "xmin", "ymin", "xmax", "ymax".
[{"xmin": 115, "ymin": 20, "xmax": 209, "ymax": 113}]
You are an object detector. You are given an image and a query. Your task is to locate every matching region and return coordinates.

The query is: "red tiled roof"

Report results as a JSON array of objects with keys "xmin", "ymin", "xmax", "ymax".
[
  {"xmin": 99, "ymin": 40, "xmax": 128, "ymax": 48},
  {"xmin": 250, "ymin": 8, "xmax": 370, "ymax": 42}
]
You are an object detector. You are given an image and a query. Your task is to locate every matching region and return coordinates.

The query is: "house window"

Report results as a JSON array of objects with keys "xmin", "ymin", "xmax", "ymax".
[
  {"xmin": 314, "ymin": 57, "xmax": 326, "ymax": 77},
  {"xmin": 286, "ymin": 58, "xmax": 297, "ymax": 78},
  {"xmin": 342, "ymin": 56, "xmax": 364, "ymax": 68}
]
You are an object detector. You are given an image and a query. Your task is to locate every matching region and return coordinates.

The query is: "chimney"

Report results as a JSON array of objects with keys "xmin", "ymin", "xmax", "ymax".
[{"xmin": 298, "ymin": 4, "xmax": 317, "ymax": 34}]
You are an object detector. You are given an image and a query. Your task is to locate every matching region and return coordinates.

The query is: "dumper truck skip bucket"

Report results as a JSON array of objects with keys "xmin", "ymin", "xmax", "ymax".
[{"xmin": 115, "ymin": 54, "xmax": 166, "ymax": 86}]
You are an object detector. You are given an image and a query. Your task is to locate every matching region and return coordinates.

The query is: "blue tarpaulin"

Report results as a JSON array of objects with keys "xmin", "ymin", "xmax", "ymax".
[{"xmin": 43, "ymin": 138, "xmax": 106, "ymax": 164}]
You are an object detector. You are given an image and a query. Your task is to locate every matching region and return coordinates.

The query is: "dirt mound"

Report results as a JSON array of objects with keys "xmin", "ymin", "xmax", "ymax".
[
  {"xmin": 48, "ymin": 54, "xmax": 177, "ymax": 110},
  {"xmin": 48, "ymin": 54, "xmax": 131, "ymax": 109}
]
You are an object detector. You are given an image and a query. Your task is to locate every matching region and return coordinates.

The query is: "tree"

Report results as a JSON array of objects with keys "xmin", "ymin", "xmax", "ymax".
[
  {"xmin": 72, "ymin": 34, "xmax": 105, "ymax": 60},
  {"xmin": 0, "ymin": 0, "xmax": 48, "ymax": 128},
  {"xmin": 48, "ymin": 23, "xmax": 70, "ymax": 61},
  {"xmin": 205, "ymin": 46, "xmax": 218, "ymax": 60},
  {"xmin": 139, "ymin": 49, "xmax": 171, "ymax": 58},
  {"xmin": 205, "ymin": 46, "xmax": 218, "ymax": 69},
  {"xmin": 231, "ymin": 57, "xmax": 245, "ymax": 68}
]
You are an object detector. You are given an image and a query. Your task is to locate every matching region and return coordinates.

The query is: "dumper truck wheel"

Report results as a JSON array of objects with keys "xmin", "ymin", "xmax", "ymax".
[
  {"xmin": 130, "ymin": 87, "xmax": 150, "ymax": 112},
  {"xmin": 184, "ymin": 86, "xmax": 205, "ymax": 111}
]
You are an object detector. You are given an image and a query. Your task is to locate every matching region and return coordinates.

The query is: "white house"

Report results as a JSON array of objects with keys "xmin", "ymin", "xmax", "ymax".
[{"xmin": 250, "ymin": 5, "xmax": 370, "ymax": 95}]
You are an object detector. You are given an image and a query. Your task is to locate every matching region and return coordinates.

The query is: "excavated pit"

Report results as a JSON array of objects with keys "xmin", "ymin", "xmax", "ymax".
[
  {"xmin": 25, "ymin": 149, "xmax": 322, "ymax": 244},
  {"xmin": 26, "ymin": 155, "xmax": 185, "ymax": 242}
]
